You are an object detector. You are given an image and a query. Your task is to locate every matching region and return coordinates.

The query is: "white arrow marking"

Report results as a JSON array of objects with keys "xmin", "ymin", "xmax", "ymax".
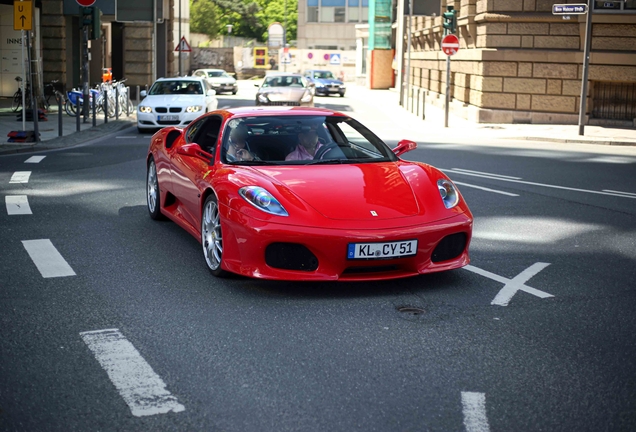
[{"xmin": 464, "ymin": 263, "xmax": 553, "ymax": 306}]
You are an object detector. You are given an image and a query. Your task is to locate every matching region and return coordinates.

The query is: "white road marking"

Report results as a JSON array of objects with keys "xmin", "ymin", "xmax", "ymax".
[
  {"xmin": 451, "ymin": 168, "xmax": 521, "ymax": 180},
  {"xmin": 115, "ymin": 136, "xmax": 138, "ymax": 139},
  {"xmin": 24, "ymin": 155, "xmax": 46, "ymax": 163},
  {"xmin": 10, "ymin": 171, "xmax": 31, "ymax": 184},
  {"xmin": 464, "ymin": 263, "xmax": 553, "ymax": 306},
  {"xmin": 80, "ymin": 329, "xmax": 186, "ymax": 417},
  {"xmin": 453, "ymin": 181, "xmax": 519, "ymax": 197},
  {"xmin": 461, "ymin": 392, "xmax": 491, "ymax": 432},
  {"xmin": 442, "ymin": 169, "xmax": 636, "ymax": 199},
  {"xmin": 603, "ymin": 189, "xmax": 636, "ymax": 197},
  {"xmin": 22, "ymin": 239, "xmax": 76, "ymax": 278},
  {"xmin": 6, "ymin": 195, "xmax": 32, "ymax": 215}
]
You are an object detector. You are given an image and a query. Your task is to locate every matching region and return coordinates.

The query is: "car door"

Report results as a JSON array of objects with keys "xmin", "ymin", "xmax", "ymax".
[{"xmin": 170, "ymin": 115, "xmax": 222, "ymax": 230}]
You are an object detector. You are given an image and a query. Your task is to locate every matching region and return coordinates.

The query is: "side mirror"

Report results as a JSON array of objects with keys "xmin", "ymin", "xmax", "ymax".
[
  {"xmin": 254, "ymin": 83, "xmax": 260, "ymax": 87},
  {"xmin": 393, "ymin": 139, "xmax": 417, "ymax": 157},
  {"xmin": 177, "ymin": 143, "xmax": 213, "ymax": 162},
  {"xmin": 140, "ymin": 90, "xmax": 147, "ymax": 98},
  {"xmin": 207, "ymin": 89, "xmax": 216, "ymax": 96}
]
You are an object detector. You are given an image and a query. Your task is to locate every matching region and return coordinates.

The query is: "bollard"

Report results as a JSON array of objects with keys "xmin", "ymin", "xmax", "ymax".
[
  {"xmin": 92, "ymin": 93, "xmax": 97, "ymax": 127},
  {"xmin": 104, "ymin": 90, "xmax": 108, "ymax": 124},
  {"xmin": 58, "ymin": 96, "xmax": 63, "ymax": 137},
  {"xmin": 115, "ymin": 85, "xmax": 119, "ymax": 121},
  {"xmin": 410, "ymin": 88, "xmax": 414, "ymax": 113},
  {"xmin": 136, "ymin": 85, "xmax": 140, "ymax": 111},
  {"xmin": 76, "ymin": 94, "xmax": 80, "ymax": 132},
  {"xmin": 416, "ymin": 89, "xmax": 420, "ymax": 117},
  {"xmin": 421, "ymin": 91, "xmax": 426, "ymax": 120}
]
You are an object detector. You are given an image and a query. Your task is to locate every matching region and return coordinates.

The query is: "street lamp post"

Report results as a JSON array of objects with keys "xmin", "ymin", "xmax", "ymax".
[{"xmin": 178, "ymin": 0, "xmax": 182, "ymax": 76}]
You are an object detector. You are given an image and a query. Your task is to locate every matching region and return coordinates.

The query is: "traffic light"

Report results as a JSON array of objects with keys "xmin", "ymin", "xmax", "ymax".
[
  {"xmin": 442, "ymin": 6, "xmax": 457, "ymax": 35},
  {"xmin": 80, "ymin": 6, "xmax": 102, "ymax": 39}
]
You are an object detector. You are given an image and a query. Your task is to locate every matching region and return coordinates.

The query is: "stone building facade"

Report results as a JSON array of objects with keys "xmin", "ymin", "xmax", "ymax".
[
  {"xmin": 404, "ymin": 0, "xmax": 636, "ymax": 125},
  {"xmin": 40, "ymin": 0, "xmax": 179, "ymax": 97}
]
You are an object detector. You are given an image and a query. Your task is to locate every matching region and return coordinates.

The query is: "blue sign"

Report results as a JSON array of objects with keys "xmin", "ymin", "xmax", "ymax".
[
  {"xmin": 329, "ymin": 54, "xmax": 341, "ymax": 65},
  {"xmin": 552, "ymin": 4, "xmax": 588, "ymax": 14}
]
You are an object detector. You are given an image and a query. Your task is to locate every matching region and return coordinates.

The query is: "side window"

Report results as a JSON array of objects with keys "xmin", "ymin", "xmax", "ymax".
[
  {"xmin": 188, "ymin": 116, "xmax": 222, "ymax": 153},
  {"xmin": 185, "ymin": 119, "xmax": 205, "ymax": 143}
]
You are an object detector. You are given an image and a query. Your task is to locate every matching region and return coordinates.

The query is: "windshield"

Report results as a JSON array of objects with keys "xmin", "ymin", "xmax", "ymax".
[
  {"xmin": 262, "ymin": 76, "xmax": 305, "ymax": 88},
  {"xmin": 207, "ymin": 71, "xmax": 226, "ymax": 78},
  {"xmin": 149, "ymin": 81, "xmax": 203, "ymax": 95},
  {"xmin": 221, "ymin": 115, "xmax": 397, "ymax": 165},
  {"xmin": 313, "ymin": 71, "xmax": 335, "ymax": 80}
]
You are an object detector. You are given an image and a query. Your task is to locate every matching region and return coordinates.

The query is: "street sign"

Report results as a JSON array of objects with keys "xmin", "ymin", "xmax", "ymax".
[
  {"xmin": 441, "ymin": 34, "xmax": 459, "ymax": 56},
  {"xmin": 552, "ymin": 4, "xmax": 588, "ymax": 14},
  {"xmin": 281, "ymin": 52, "xmax": 291, "ymax": 64},
  {"xmin": 76, "ymin": 0, "xmax": 96, "ymax": 6},
  {"xmin": 14, "ymin": 0, "xmax": 32, "ymax": 31},
  {"xmin": 329, "ymin": 53, "xmax": 341, "ymax": 65},
  {"xmin": 175, "ymin": 36, "xmax": 191, "ymax": 53}
]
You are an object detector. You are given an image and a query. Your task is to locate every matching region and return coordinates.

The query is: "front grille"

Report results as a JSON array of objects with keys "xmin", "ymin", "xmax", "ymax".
[
  {"xmin": 265, "ymin": 243, "xmax": 318, "ymax": 271},
  {"xmin": 157, "ymin": 120, "xmax": 181, "ymax": 125},
  {"xmin": 169, "ymin": 107, "xmax": 182, "ymax": 113},
  {"xmin": 326, "ymin": 84, "xmax": 340, "ymax": 89},
  {"xmin": 154, "ymin": 107, "xmax": 183, "ymax": 113},
  {"xmin": 431, "ymin": 233, "xmax": 467, "ymax": 263},
  {"xmin": 265, "ymin": 101, "xmax": 300, "ymax": 106},
  {"xmin": 155, "ymin": 107, "xmax": 167, "ymax": 113},
  {"xmin": 343, "ymin": 265, "xmax": 398, "ymax": 274}
]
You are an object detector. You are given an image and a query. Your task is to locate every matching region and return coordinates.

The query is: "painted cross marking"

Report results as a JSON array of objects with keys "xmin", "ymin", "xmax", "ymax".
[{"xmin": 464, "ymin": 263, "xmax": 553, "ymax": 306}]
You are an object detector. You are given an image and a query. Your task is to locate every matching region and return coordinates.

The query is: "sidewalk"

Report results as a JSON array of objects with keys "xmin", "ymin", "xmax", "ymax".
[
  {"xmin": 0, "ymin": 98, "xmax": 136, "ymax": 155},
  {"xmin": 345, "ymin": 85, "xmax": 636, "ymax": 147},
  {"xmin": 1, "ymin": 83, "xmax": 635, "ymax": 157}
]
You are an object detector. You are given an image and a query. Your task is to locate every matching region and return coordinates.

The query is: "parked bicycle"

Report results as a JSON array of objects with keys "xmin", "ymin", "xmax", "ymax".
[
  {"xmin": 12, "ymin": 76, "xmax": 31, "ymax": 112},
  {"xmin": 42, "ymin": 79, "xmax": 65, "ymax": 111}
]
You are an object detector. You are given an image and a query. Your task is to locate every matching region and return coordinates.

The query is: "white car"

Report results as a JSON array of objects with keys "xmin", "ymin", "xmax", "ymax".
[
  {"xmin": 137, "ymin": 77, "xmax": 218, "ymax": 133},
  {"xmin": 192, "ymin": 69, "xmax": 238, "ymax": 95}
]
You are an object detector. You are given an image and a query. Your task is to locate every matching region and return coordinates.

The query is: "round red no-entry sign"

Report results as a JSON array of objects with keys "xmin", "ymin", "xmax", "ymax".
[
  {"xmin": 441, "ymin": 34, "xmax": 460, "ymax": 56},
  {"xmin": 76, "ymin": 0, "xmax": 96, "ymax": 7}
]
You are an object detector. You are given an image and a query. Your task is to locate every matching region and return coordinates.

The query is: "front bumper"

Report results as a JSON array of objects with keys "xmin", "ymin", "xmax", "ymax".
[
  {"xmin": 315, "ymin": 86, "xmax": 345, "ymax": 96},
  {"xmin": 220, "ymin": 209, "xmax": 472, "ymax": 281},
  {"xmin": 212, "ymin": 84, "xmax": 238, "ymax": 93},
  {"xmin": 137, "ymin": 111, "xmax": 201, "ymax": 129}
]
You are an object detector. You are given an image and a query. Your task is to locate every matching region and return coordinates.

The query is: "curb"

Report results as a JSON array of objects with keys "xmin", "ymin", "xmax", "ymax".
[
  {"xmin": 504, "ymin": 136, "xmax": 636, "ymax": 146},
  {"xmin": 0, "ymin": 120, "xmax": 136, "ymax": 156}
]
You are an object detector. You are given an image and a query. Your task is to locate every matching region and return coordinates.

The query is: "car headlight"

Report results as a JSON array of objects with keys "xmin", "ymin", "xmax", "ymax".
[
  {"xmin": 437, "ymin": 179, "xmax": 460, "ymax": 209},
  {"xmin": 258, "ymin": 94, "xmax": 269, "ymax": 103},
  {"xmin": 315, "ymin": 82, "xmax": 324, "ymax": 88},
  {"xmin": 239, "ymin": 186, "xmax": 288, "ymax": 216},
  {"xmin": 186, "ymin": 105, "xmax": 203, "ymax": 113},
  {"xmin": 300, "ymin": 91, "xmax": 312, "ymax": 103},
  {"xmin": 340, "ymin": 84, "xmax": 346, "ymax": 89},
  {"xmin": 138, "ymin": 106, "xmax": 152, "ymax": 113}
]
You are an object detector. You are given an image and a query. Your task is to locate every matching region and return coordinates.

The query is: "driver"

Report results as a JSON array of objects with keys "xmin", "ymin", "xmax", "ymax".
[
  {"xmin": 285, "ymin": 122, "xmax": 325, "ymax": 161},
  {"xmin": 226, "ymin": 123, "xmax": 257, "ymax": 162}
]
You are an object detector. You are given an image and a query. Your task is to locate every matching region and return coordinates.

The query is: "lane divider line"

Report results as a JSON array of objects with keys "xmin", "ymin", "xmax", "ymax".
[
  {"xmin": 6, "ymin": 195, "xmax": 32, "ymax": 215},
  {"xmin": 80, "ymin": 329, "xmax": 186, "ymax": 417},
  {"xmin": 602, "ymin": 189, "xmax": 636, "ymax": 197},
  {"xmin": 461, "ymin": 392, "xmax": 491, "ymax": 432},
  {"xmin": 10, "ymin": 171, "xmax": 31, "ymax": 184},
  {"xmin": 21, "ymin": 239, "xmax": 76, "ymax": 278},
  {"xmin": 453, "ymin": 181, "xmax": 519, "ymax": 197},
  {"xmin": 452, "ymin": 168, "xmax": 522, "ymax": 180},
  {"xmin": 24, "ymin": 156, "xmax": 46, "ymax": 163}
]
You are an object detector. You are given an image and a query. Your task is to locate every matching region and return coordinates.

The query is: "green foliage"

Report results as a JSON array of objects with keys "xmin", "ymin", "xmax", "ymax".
[{"xmin": 190, "ymin": 0, "xmax": 297, "ymax": 44}]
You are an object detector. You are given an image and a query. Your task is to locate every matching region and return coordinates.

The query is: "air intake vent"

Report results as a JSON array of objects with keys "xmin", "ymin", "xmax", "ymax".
[
  {"xmin": 265, "ymin": 243, "xmax": 318, "ymax": 271},
  {"xmin": 431, "ymin": 233, "xmax": 467, "ymax": 263}
]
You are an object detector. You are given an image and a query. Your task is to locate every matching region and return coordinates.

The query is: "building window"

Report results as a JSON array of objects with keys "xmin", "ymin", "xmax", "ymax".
[
  {"xmin": 321, "ymin": 7, "xmax": 335, "ymax": 22},
  {"xmin": 594, "ymin": 0, "xmax": 636, "ymax": 11},
  {"xmin": 307, "ymin": 7, "xmax": 319, "ymax": 21},
  {"xmin": 361, "ymin": 0, "xmax": 369, "ymax": 23},
  {"xmin": 335, "ymin": 7, "xmax": 345, "ymax": 22}
]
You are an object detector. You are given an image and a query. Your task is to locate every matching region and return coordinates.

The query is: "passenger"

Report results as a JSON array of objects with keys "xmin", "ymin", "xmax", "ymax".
[
  {"xmin": 186, "ymin": 83, "xmax": 198, "ymax": 94},
  {"xmin": 226, "ymin": 123, "xmax": 257, "ymax": 162},
  {"xmin": 285, "ymin": 123, "xmax": 325, "ymax": 161}
]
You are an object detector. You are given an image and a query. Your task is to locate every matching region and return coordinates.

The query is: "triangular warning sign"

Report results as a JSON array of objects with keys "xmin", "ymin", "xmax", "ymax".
[{"xmin": 175, "ymin": 36, "xmax": 191, "ymax": 52}]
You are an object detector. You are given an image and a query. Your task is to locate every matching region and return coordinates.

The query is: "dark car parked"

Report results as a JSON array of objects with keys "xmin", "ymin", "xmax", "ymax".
[{"xmin": 304, "ymin": 69, "xmax": 346, "ymax": 97}]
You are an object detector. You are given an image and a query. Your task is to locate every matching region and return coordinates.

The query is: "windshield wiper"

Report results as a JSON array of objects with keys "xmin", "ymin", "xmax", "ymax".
[{"xmin": 306, "ymin": 159, "xmax": 347, "ymax": 165}]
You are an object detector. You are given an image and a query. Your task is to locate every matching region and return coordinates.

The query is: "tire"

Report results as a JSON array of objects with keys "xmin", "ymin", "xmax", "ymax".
[
  {"xmin": 11, "ymin": 90, "xmax": 21, "ymax": 112},
  {"xmin": 232, "ymin": 90, "xmax": 237, "ymax": 95},
  {"xmin": 201, "ymin": 194, "xmax": 228, "ymax": 277},
  {"xmin": 146, "ymin": 158, "xmax": 165, "ymax": 220},
  {"xmin": 339, "ymin": 92, "xmax": 346, "ymax": 97},
  {"xmin": 65, "ymin": 99, "xmax": 78, "ymax": 117}
]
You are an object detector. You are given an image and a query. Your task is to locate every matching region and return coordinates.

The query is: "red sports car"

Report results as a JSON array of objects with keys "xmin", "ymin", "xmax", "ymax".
[{"xmin": 146, "ymin": 107, "xmax": 472, "ymax": 281}]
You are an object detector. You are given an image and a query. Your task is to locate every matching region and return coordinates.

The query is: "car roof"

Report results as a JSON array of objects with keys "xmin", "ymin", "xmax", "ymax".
[
  {"xmin": 264, "ymin": 72, "xmax": 303, "ymax": 77},
  {"xmin": 195, "ymin": 69, "xmax": 226, "ymax": 72},
  {"xmin": 155, "ymin": 76, "xmax": 205, "ymax": 82},
  {"xmin": 224, "ymin": 106, "xmax": 343, "ymax": 118}
]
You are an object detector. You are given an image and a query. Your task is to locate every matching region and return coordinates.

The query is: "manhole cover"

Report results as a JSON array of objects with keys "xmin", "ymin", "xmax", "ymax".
[{"xmin": 397, "ymin": 306, "xmax": 426, "ymax": 315}]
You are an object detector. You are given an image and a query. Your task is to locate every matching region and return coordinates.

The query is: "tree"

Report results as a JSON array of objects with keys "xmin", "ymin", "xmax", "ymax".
[
  {"xmin": 255, "ymin": 0, "xmax": 298, "ymax": 44},
  {"xmin": 190, "ymin": 0, "xmax": 219, "ymax": 40}
]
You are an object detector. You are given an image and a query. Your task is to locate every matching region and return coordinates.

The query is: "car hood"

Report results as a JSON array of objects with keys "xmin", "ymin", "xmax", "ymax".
[
  {"xmin": 255, "ymin": 163, "xmax": 420, "ymax": 220},
  {"xmin": 208, "ymin": 77, "xmax": 236, "ymax": 84},
  {"xmin": 315, "ymin": 78, "xmax": 343, "ymax": 86},
  {"xmin": 259, "ymin": 87, "xmax": 308, "ymax": 101},
  {"xmin": 142, "ymin": 94, "xmax": 205, "ymax": 107}
]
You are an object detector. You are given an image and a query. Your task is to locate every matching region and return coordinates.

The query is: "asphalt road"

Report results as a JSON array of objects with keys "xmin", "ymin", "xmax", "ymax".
[{"xmin": 1, "ymin": 83, "xmax": 635, "ymax": 431}]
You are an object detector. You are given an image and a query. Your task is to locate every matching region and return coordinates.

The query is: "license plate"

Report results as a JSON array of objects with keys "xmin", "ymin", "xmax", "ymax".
[
  {"xmin": 158, "ymin": 115, "xmax": 179, "ymax": 121},
  {"xmin": 347, "ymin": 240, "xmax": 418, "ymax": 260}
]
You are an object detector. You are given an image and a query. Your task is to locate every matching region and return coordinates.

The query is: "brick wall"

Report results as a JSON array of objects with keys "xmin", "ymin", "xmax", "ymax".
[{"xmin": 406, "ymin": 0, "xmax": 636, "ymax": 123}]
